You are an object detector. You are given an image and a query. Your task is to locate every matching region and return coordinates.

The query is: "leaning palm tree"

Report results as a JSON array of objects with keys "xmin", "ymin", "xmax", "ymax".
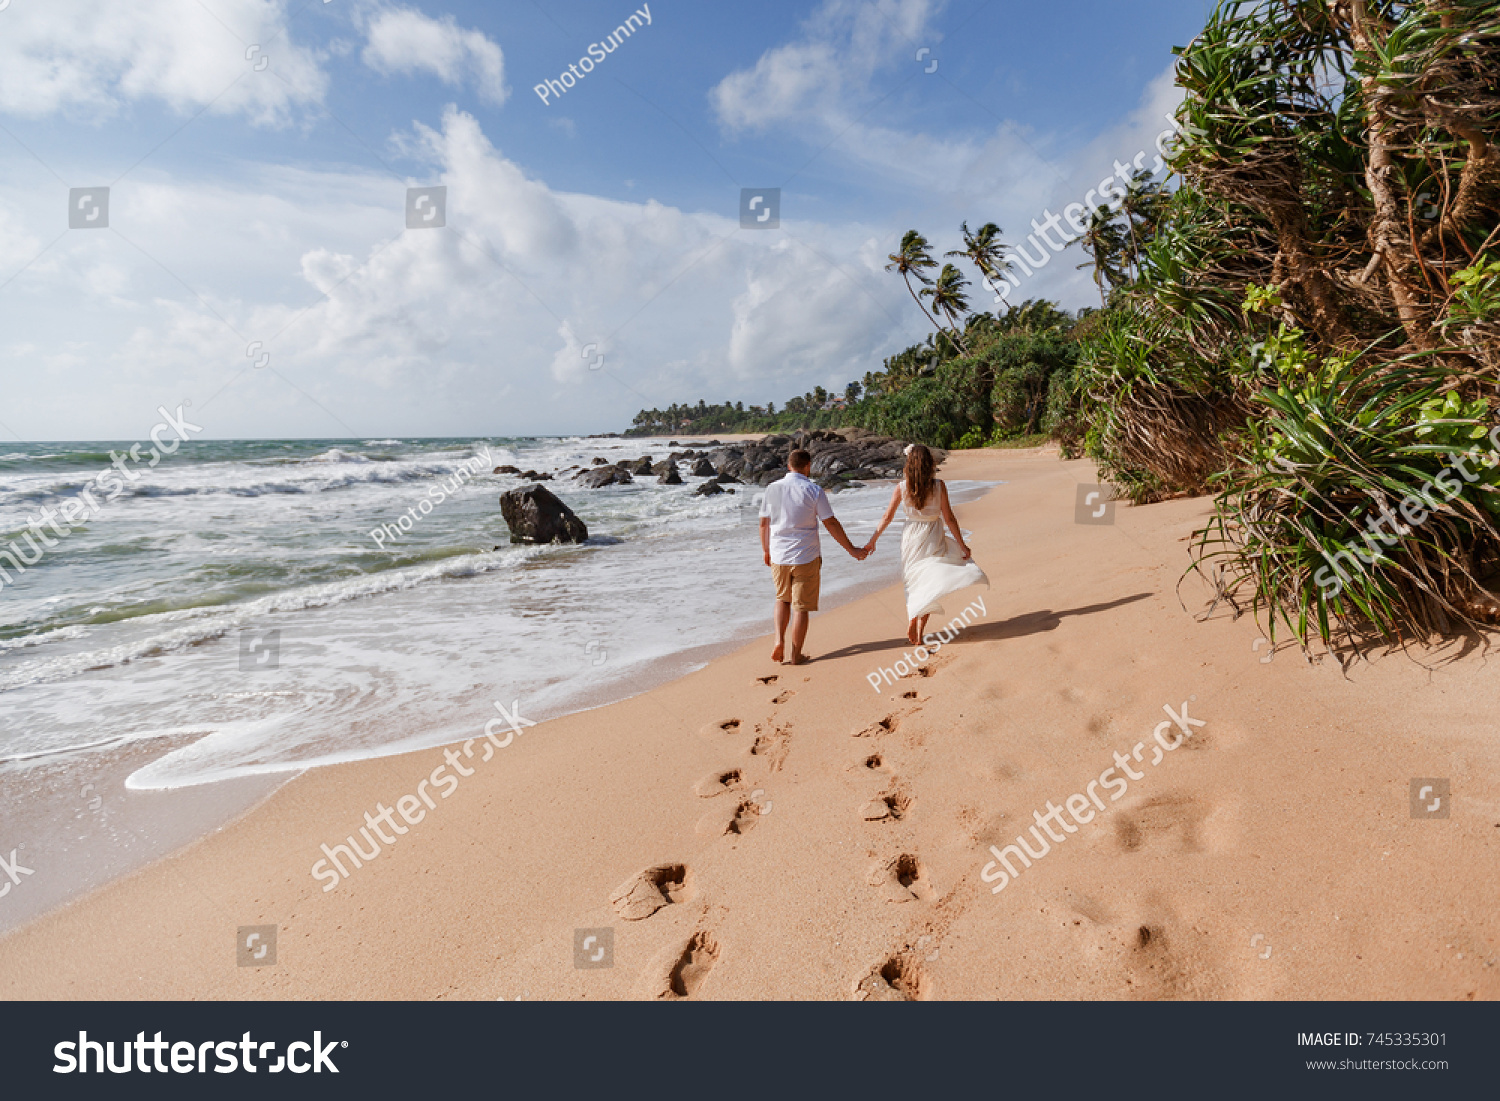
[
  {"xmin": 921, "ymin": 263, "xmax": 973, "ymax": 354},
  {"xmin": 885, "ymin": 230, "xmax": 943, "ymax": 332},
  {"xmin": 1118, "ymin": 170, "xmax": 1169, "ymax": 280},
  {"xmin": 1070, "ymin": 206, "xmax": 1128, "ymax": 307},
  {"xmin": 946, "ymin": 221, "xmax": 1012, "ymax": 291}
]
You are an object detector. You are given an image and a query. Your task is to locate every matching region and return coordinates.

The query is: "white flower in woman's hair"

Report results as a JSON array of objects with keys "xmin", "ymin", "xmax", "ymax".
[{"xmin": 903, "ymin": 444, "xmax": 915, "ymax": 456}]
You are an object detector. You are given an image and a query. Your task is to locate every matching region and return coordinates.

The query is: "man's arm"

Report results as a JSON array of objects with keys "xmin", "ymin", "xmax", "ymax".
[
  {"xmin": 760, "ymin": 516, "xmax": 772, "ymax": 566},
  {"xmin": 822, "ymin": 517, "xmax": 867, "ymax": 560}
]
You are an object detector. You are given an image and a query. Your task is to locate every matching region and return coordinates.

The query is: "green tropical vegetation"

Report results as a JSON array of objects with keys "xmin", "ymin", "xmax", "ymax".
[{"xmin": 630, "ymin": 0, "xmax": 1500, "ymax": 647}]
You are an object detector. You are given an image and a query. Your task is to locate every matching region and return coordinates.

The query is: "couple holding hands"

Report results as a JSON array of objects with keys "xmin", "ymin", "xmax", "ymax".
[{"xmin": 758, "ymin": 443, "xmax": 989, "ymax": 665}]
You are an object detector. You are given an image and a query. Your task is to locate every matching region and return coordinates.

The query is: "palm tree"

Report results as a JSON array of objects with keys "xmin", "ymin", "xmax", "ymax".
[
  {"xmin": 921, "ymin": 264, "xmax": 973, "ymax": 354},
  {"xmin": 946, "ymin": 221, "xmax": 1012, "ymax": 292},
  {"xmin": 1119, "ymin": 170, "xmax": 1169, "ymax": 279},
  {"xmin": 885, "ymin": 230, "xmax": 943, "ymax": 332},
  {"xmin": 1070, "ymin": 206, "xmax": 1128, "ymax": 307}
]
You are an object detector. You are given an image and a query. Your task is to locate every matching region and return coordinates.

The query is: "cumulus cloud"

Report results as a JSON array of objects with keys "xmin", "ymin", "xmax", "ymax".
[
  {"xmin": 0, "ymin": 107, "xmax": 917, "ymax": 438},
  {"xmin": 361, "ymin": 6, "xmax": 507, "ymax": 106},
  {"xmin": 0, "ymin": 0, "xmax": 327, "ymax": 123}
]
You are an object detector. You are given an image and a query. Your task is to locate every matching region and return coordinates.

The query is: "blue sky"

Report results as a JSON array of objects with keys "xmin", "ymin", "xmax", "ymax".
[{"xmin": 0, "ymin": 0, "xmax": 1213, "ymax": 440}]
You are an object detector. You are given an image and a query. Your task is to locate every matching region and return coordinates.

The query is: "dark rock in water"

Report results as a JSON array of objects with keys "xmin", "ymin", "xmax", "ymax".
[
  {"xmin": 499, "ymin": 485, "xmax": 588, "ymax": 545},
  {"xmin": 658, "ymin": 466, "xmax": 683, "ymax": 485},
  {"xmin": 629, "ymin": 458, "xmax": 654, "ymax": 475},
  {"xmin": 650, "ymin": 460, "xmax": 677, "ymax": 476},
  {"xmin": 691, "ymin": 458, "xmax": 716, "ymax": 477},
  {"xmin": 694, "ymin": 480, "xmax": 725, "ymax": 496},
  {"xmin": 713, "ymin": 472, "xmax": 741, "ymax": 484},
  {"xmin": 756, "ymin": 470, "xmax": 783, "ymax": 486},
  {"xmin": 669, "ymin": 440, "xmax": 680, "ymax": 447},
  {"xmin": 590, "ymin": 457, "xmax": 608, "ymax": 466},
  {"xmin": 520, "ymin": 470, "xmax": 551, "ymax": 481},
  {"xmin": 577, "ymin": 466, "xmax": 633, "ymax": 488},
  {"xmin": 494, "ymin": 465, "xmax": 521, "ymax": 474}
]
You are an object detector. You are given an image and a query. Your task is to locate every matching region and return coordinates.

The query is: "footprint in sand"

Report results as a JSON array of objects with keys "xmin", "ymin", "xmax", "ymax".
[
  {"xmin": 693, "ymin": 768, "xmax": 744, "ymax": 798},
  {"xmin": 725, "ymin": 799, "xmax": 761, "ymax": 835},
  {"xmin": 653, "ymin": 932, "xmax": 721, "ymax": 1000},
  {"xmin": 855, "ymin": 955, "xmax": 924, "ymax": 1001},
  {"xmin": 852, "ymin": 714, "xmax": 899, "ymax": 738},
  {"xmin": 698, "ymin": 718, "xmax": 742, "ymax": 741},
  {"xmin": 1115, "ymin": 794, "xmax": 1210, "ymax": 853},
  {"xmin": 609, "ymin": 863, "xmax": 694, "ymax": 921},
  {"xmin": 749, "ymin": 723, "xmax": 792, "ymax": 771},
  {"xmin": 900, "ymin": 690, "xmax": 920, "ymax": 700},
  {"xmin": 756, "ymin": 675, "xmax": 778, "ymax": 685},
  {"xmin": 869, "ymin": 853, "xmax": 933, "ymax": 903},
  {"xmin": 860, "ymin": 787, "xmax": 912, "ymax": 822},
  {"xmin": 861, "ymin": 752, "xmax": 885, "ymax": 772},
  {"xmin": 771, "ymin": 690, "xmax": 793, "ymax": 704}
]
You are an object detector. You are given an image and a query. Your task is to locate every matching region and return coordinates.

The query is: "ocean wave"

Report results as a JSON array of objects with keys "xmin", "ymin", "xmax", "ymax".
[
  {"xmin": 0, "ymin": 542, "xmax": 556, "ymax": 692},
  {"xmin": 0, "ymin": 624, "xmax": 89, "ymax": 651}
]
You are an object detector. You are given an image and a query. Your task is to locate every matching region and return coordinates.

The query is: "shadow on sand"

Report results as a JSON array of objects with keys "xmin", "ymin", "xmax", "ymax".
[{"xmin": 814, "ymin": 592, "xmax": 1155, "ymax": 662}]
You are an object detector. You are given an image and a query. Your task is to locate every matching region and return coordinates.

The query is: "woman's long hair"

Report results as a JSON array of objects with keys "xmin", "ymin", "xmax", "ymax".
[{"xmin": 904, "ymin": 444, "xmax": 936, "ymax": 509}]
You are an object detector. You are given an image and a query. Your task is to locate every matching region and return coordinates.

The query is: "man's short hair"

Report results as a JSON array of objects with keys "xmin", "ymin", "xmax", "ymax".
[{"xmin": 789, "ymin": 449, "xmax": 812, "ymax": 471}]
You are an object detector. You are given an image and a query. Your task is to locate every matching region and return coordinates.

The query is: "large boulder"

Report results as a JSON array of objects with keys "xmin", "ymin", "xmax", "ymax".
[
  {"xmin": 577, "ymin": 466, "xmax": 633, "ymax": 488},
  {"xmin": 499, "ymin": 486, "xmax": 588, "ymax": 545},
  {"xmin": 493, "ymin": 464, "xmax": 521, "ymax": 475},
  {"xmin": 691, "ymin": 458, "xmax": 716, "ymax": 477},
  {"xmin": 694, "ymin": 480, "xmax": 725, "ymax": 496},
  {"xmin": 629, "ymin": 458, "xmax": 655, "ymax": 476},
  {"xmin": 658, "ymin": 466, "xmax": 683, "ymax": 485}
]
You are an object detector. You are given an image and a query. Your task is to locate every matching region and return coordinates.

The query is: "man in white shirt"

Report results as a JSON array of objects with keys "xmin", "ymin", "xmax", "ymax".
[{"xmin": 759, "ymin": 449, "xmax": 868, "ymax": 664}]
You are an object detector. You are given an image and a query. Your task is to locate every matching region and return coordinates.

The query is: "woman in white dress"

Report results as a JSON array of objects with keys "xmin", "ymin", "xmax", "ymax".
[{"xmin": 864, "ymin": 443, "xmax": 989, "ymax": 645}]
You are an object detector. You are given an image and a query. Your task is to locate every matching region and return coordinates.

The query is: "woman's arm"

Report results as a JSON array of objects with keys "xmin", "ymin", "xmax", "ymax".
[
  {"xmin": 864, "ymin": 484, "xmax": 902, "ymax": 553},
  {"xmin": 938, "ymin": 482, "xmax": 971, "ymax": 559}
]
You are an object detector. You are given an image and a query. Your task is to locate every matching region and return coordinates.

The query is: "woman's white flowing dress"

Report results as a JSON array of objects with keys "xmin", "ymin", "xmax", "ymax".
[{"xmin": 900, "ymin": 481, "xmax": 989, "ymax": 620}]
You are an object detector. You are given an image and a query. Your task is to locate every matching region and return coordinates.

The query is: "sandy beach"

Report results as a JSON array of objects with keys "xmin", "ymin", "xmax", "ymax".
[{"xmin": 2, "ymin": 446, "xmax": 1496, "ymax": 1001}]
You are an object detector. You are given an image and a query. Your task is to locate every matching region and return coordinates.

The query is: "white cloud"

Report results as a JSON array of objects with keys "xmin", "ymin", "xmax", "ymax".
[
  {"xmin": 361, "ymin": 6, "xmax": 507, "ymax": 106},
  {"xmin": 0, "ymin": 0, "xmax": 327, "ymax": 123},
  {"xmin": 0, "ymin": 107, "xmax": 917, "ymax": 438},
  {"xmin": 711, "ymin": 0, "xmax": 944, "ymax": 133}
]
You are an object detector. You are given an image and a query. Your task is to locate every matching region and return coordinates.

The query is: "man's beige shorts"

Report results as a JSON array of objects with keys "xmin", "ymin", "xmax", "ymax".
[{"xmin": 772, "ymin": 558, "xmax": 822, "ymax": 611}]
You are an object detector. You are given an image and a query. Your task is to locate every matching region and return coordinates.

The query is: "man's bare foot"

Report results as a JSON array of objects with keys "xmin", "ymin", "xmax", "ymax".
[
  {"xmin": 787, "ymin": 652, "xmax": 809, "ymax": 666},
  {"xmin": 771, "ymin": 641, "xmax": 785, "ymax": 663}
]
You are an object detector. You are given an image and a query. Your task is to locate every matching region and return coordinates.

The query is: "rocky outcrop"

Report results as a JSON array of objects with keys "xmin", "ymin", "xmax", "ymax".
[
  {"xmin": 493, "ymin": 464, "xmax": 521, "ymax": 475},
  {"xmin": 691, "ymin": 458, "xmax": 716, "ymax": 477},
  {"xmin": 499, "ymin": 485, "xmax": 588, "ymax": 545},
  {"xmin": 694, "ymin": 480, "xmax": 725, "ymax": 496},
  {"xmin": 658, "ymin": 466, "xmax": 683, "ymax": 485},
  {"xmin": 576, "ymin": 465, "xmax": 633, "ymax": 488}
]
